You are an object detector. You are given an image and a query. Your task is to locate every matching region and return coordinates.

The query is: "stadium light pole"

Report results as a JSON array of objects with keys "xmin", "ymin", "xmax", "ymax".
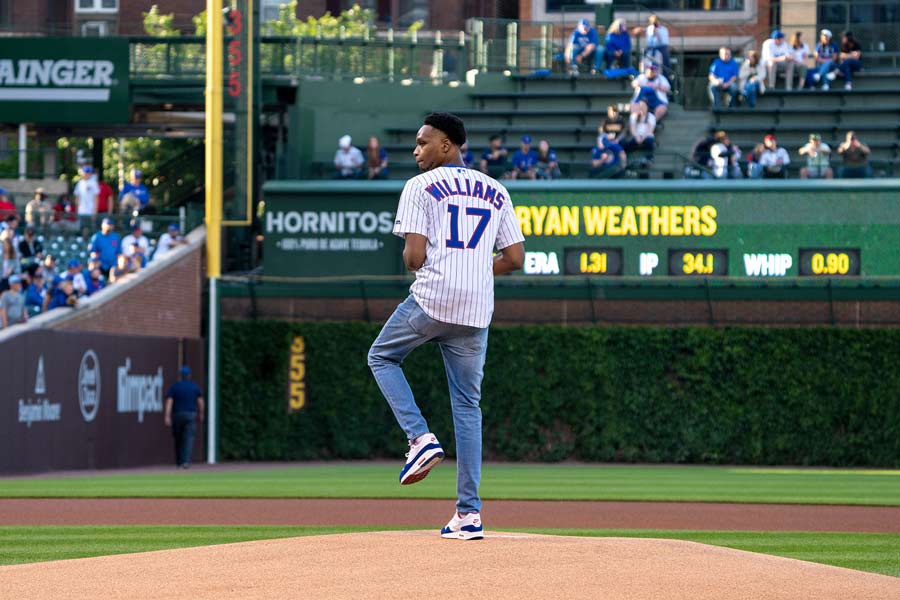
[{"xmin": 205, "ymin": 0, "xmax": 224, "ymax": 465}]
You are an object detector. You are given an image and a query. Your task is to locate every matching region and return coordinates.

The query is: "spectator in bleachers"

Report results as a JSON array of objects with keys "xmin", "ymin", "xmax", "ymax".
[
  {"xmin": 0, "ymin": 274, "xmax": 27, "ymax": 328},
  {"xmin": 366, "ymin": 137, "xmax": 389, "ymax": 180},
  {"xmin": 622, "ymin": 100, "xmax": 656, "ymax": 164},
  {"xmin": 590, "ymin": 134, "xmax": 627, "ymax": 179},
  {"xmin": 41, "ymin": 255, "xmax": 58, "ymax": 286},
  {"xmin": 603, "ymin": 19, "xmax": 632, "ymax": 71},
  {"xmin": 761, "ymin": 30, "xmax": 795, "ymax": 91},
  {"xmin": 88, "ymin": 217, "xmax": 121, "ymax": 276},
  {"xmin": 154, "ymin": 223, "xmax": 187, "ymax": 260},
  {"xmin": 120, "ymin": 168, "xmax": 151, "ymax": 214},
  {"xmin": 1, "ymin": 229, "xmax": 18, "ymax": 282},
  {"xmin": 809, "ymin": 29, "xmax": 839, "ymax": 90},
  {"xmin": 110, "ymin": 252, "xmax": 138, "ymax": 283},
  {"xmin": 0, "ymin": 189, "xmax": 15, "ymax": 220},
  {"xmin": 52, "ymin": 193, "xmax": 78, "ymax": 231},
  {"xmin": 85, "ymin": 263, "xmax": 106, "ymax": 296},
  {"xmin": 333, "ymin": 136, "xmax": 363, "ymax": 180},
  {"xmin": 65, "ymin": 259, "xmax": 88, "ymax": 296},
  {"xmin": 837, "ymin": 31, "xmax": 862, "ymax": 91},
  {"xmin": 708, "ymin": 47, "xmax": 740, "ymax": 108},
  {"xmin": 599, "ymin": 105, "xmax": 626, "ymax": 143},
  {"xmin": 686, "ymin": 129, "xmax": 716, "ymax": 178},
  {"xmin": 798, "ymin": 133, "xmax": 833, "ymax": 179},
  {"xmin": 24, "ymin": 272, "xmax": 45, "ymax": 315},
  {"xmin": 836, "ymin": 131, "xmax": 872, "ymax": 178},
  {"xmin": 535, "ymin": 140, "xmax": 561, "ymax": 180},
  {"xmin": 121, "ymin": 223, "xmax": 150, "ymax": 258},
  {"xmin": 25, "ymin": 188, "xmax": 52, "ymax": 227},
  {"xmin": 74, "ymin": 166, "xmax": 99, "ymax": 230},
  {"xmin": 636, "ymin": 14, "xmax": 670, "ymax": 72},
  {"xmin": 510, "ymin": 136, "xmax": 539, "ymax": 180},
  {"xmin": 631, "ymin": 63, "xmax": 670, "ymax": 121},
  {"xmin": 565, "ymin": 18, "xmax": 601, "ymax": 75},
  {"xmin": 18, "ymin": 226, "xmax": 43, "ymax": 269},
  {"xmin": 739, "ymin": 50, "xmax": 766, "ymax": 108},
  {"xmin": 460, "ymin": 142, "xmax": 475, "ymax": 169},
  {"xmin": 47, "ymin": 276, "xmax": 77, "ymax": 310},
  {"xmin": 710, "ymin": 131, "xmax": 743, "ymax": 179},
  {"xmin": 755, "ymin": 134, "xmax": 791, "ymax": 178},
  {"xmin": 2, "ymin": 214, "xmax": 20, "ymax": 241},
  {"xmin": 788, "ymin": 31, "xmax": 810, "ymax": 90},
  {"xmin": 96, "ymin": 177, "xmax": 113, "ymax": 217},
  {"xmin": 480, "ymin": 134, "xmax": 509, "ymax": 179}
]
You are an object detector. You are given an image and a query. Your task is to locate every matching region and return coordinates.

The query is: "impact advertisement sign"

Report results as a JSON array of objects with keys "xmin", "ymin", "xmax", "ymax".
[
  {"xmin": 1, "ymin": 330, "xmax": 204, "ymax": 474},
  {"xmin": 0, "ymin": 38, "xmax": 130, "ymax": 123}
]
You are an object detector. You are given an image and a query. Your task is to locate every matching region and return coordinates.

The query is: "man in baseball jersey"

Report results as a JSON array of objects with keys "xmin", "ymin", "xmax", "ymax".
[{"xmin": 368, "ymin": 112, "xmax": 525, "ymax": 540}]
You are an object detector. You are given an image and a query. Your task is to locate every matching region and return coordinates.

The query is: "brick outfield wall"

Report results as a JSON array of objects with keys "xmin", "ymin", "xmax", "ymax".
[{"xmin": 49, "ymin": 228, "xmax": 206, "ymax": 339}]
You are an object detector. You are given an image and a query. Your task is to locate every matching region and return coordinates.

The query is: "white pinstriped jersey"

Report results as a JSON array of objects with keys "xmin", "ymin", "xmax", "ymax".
[{"xmin": 393, "ymin": 165, "xmax": 525, "ymax": 328}]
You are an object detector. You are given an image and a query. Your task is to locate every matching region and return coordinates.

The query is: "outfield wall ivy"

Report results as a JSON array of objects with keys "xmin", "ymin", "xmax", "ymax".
[{"xmin": 221, "ymin": 321, "xmax": 900, "ymax": 467}]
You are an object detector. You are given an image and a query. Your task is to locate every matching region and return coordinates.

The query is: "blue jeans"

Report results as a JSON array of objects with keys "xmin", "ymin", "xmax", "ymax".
[
  {"xmin": 709, "ymin": 82, "xmax": 739, "ymax": 108},
  {"xmin": 368, "ymin": 295, "xmax": 488, "ymax": 514},
  {"xmin": 172, "ymin": 412, "xmax": 197, "ymax": 466},
  {"xmin": 814, "ymin": 60, "xmax": 836, "ymax": 83},
  {"xmin": 569, "ymin": 46, "xmax": 601, "ymax": 71},
  {"xmin": 839, "ymin": 58, "xmax": 862, "ymax": 83},
  {"xmin": 743, "ymin": 80, "xmax": 760, "ymax": 107}
]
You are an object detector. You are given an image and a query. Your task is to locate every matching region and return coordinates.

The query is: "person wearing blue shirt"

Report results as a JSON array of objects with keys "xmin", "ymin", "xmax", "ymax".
[
  {"xmin": 164, "ymin": 366, "xmax": 205, "ymax": 469},
  {"xmin": 604, "ymin": 19, "xmax": 632, "ymax": 70},
  {"xmin": 461, "ymin": 142, "xmax": 475, "ymax": 169},
  {"xmin": 119, "ymin": 168, "xmax": 150, "ymax": 214},
  {"xmin": 809, "ymin": 29, "xmax": 839, "ymax": 89},
  {"xmin": 480, "ymin": 134, "xmax": 509, "ymax": 179},
  {"xmin": 88, "ymin": 217, "xmax": 122, "ymax": 274},
  {"xmin": 24, "ymin": 272, "xmax": 45, "ymax": 315},
  {"xmin": 708, "ymin": 47, "xmax": 740, "ymax": 108},
  {"xmin": 565, "ymin": 19, "xmax": 601, "ymax": 74},
  {"xmin": 510, "ymin": 135, "xmax": 539, "ymax": 180},
  {"xmin": 590, "ymin": 134, "xmax": 626, "ymax": 179}
]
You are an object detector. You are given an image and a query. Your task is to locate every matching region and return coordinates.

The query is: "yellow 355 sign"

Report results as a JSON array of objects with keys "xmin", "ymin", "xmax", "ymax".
[{"xmin": 287, "ymin": 336, "xmax": 306, "ymax": 412}]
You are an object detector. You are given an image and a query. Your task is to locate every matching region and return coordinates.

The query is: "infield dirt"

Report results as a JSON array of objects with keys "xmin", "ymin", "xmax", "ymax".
[{"xmin": 1, "ymin": 531, "xmax": 898, "ymax": 600}]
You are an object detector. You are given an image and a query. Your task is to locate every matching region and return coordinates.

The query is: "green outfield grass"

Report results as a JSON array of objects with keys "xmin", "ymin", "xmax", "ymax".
[
  {"xmin": 1, "ymin": 464, "xmax": 899, "ymax": 505},
  {"xmin": 0, "ymin": 526, "xmax": 897, "ymax": 577}
]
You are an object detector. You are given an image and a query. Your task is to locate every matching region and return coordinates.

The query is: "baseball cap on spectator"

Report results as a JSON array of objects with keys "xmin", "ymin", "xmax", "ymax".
[
  {"xmin": 8, "ymin": 274, "xmax": 20, "ymax": 285},
  {"xmin": 131, "ymin": 222, "xmax": 142, "ymax": 232},
  {"xmin": 820, "ymin": 29, "xmax": 832, "ymax": 39},
  {"xmin": 648, "ymin": 63, "xmax": 660, "ymax": 71},
  {"xmin": 35, "ymin": 187, "xmax": 45, "ymax": 196},
  {"xmin": 764, "ymin": 134, "xmax": 777, "ymax": 143},
  {"xmin": 102, "ymin": 217, "xmax": 114, "ymax": 226},
  {"xmin": 771, "ymin": 30, "xmax": 784, "ymax": 39},
  {"xmin": 521, "ymin": 135, "xmax": 532, "ymax": 144},
  {"xmin": 339, "ymin": 135, "xmax": 352, "ymax": 149},
  {"xmin": 168, "ymin": 223, "xmax": 180, "ymax": 232},
  {"xmin": 809, "ymin": 133, "xmax": 821, "ymax": 141},
  {"xmin": 67, "ymin": 259, "xmax": 81, "ymax": 269},
  {"xmin": 578, "ymin": 18, "xmax": 590, "ymax": 28},
  {"xmin": 180, "ymin": 365, "xmax": 191, "ymax": 377},
  {"xmin": 82, "ymin": 166, "xmax": 93, "ymax": 174},
  {"xmin": 130, "ymin": 168, "xmax": 143, "ymax": 179}
]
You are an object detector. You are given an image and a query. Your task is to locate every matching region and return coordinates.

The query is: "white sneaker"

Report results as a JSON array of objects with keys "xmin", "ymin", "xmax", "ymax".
[
  {"xmin": 822, "ymin": 83, "xmax": 830, "ymax": 91},
  {"xmin": 441, "ymin": 511, "xmax": 484, "ymax": 540},
  {"xmin": 844, "ymin": 82, "xmax": 852, "ymax": 90},
  {"xmin": 398, "ymin": 433, "xmax": 444, "ymax": 485},
  {"xmin": 812, "ymin": 73, "xmax": 821, "ymax": 82},
  {"xmin": 826, "ymin": 71, "xmax": 837, "ymax": 81}
]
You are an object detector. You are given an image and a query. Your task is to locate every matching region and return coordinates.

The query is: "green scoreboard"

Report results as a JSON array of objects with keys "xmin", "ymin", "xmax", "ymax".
[{"xmin": 261, "ymin": 179, "xmax": 900, "ymax": 279}]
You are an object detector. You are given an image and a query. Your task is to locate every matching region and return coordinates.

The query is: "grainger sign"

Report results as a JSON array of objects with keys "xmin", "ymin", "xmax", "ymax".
[{"xmin": 0, "ymin": 38, "xmax": 129, "ymax": 123}]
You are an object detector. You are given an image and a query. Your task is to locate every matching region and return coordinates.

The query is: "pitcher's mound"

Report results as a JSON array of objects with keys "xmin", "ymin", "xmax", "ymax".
[{"xmin": 2, "ymin": 531, "xmax": 898, "ymax": 600}]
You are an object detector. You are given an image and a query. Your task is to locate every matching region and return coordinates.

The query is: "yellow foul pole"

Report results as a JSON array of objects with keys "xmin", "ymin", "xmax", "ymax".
[
  {"xmin": 205, "ymin": 0, "xmax": 223, "ymax": 277},
  {"xmin": 205, "ymin": 0, "xmax": 223, "ymax": 465}
]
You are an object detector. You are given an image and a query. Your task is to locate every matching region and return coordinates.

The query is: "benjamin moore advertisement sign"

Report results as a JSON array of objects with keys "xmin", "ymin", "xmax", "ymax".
[
  {"xmin": 262, "ymin": 180, "xmax": 900, "ymax": 278},
  {"xmin": 0, "ymin": 330, "xmax": 204, "ymax": 474},
  {"xmin": 0, "ymin": 38, "xmax": 129, "ymax": 123}
]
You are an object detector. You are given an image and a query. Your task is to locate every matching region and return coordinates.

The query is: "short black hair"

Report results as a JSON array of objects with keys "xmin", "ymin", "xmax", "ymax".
[{"xmin": 423, "ymin": 112, "xmax": 467, "ymax": 147}]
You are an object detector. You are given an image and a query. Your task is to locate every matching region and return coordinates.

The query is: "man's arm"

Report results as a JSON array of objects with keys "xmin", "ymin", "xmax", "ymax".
[
  {"xmin": 164, "ymin": 397, "xmax": 173, "ymax": 427},
  {"xmin": 402, "ymin": 233, "xmax": 427, "ymax": 272},
  {"xmin": 0, "ymin": 305, "xmax": 7, "ymax": 329},
  {"xmin": 493, "ymin": 242, "xmax": 525, "ymax": 275},
  {"xmin": 197, "ymin": 396, "xmax": 205, "ymax": 423}
]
